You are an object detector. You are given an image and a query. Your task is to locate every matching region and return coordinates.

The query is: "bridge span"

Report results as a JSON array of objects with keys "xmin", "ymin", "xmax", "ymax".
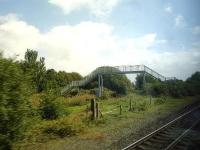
[{"xmin": 61, "ymin": 65, "xmax": 176, "ymax": 97}]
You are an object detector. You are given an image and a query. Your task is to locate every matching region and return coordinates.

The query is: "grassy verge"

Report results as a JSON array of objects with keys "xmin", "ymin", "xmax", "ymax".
[{"xmin": 14, "ymin": 94, "xmax": 199, "ymax": 150}]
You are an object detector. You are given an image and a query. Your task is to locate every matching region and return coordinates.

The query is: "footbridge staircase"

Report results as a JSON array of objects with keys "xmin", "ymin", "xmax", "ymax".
[{"xmin": 61, "ymin": 65, "xmax": 176, "ymax": 96}]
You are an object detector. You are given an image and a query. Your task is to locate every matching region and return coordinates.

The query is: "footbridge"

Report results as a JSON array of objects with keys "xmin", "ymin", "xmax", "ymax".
[{"xmin": 61, "ymin": 65, "xmax": 176, "ymax": 97}]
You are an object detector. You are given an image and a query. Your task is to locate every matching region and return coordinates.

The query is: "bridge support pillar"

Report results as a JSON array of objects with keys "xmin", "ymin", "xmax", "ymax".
[{"xmin": 98, "ymin": 74, "xmax": 103, "ymax": 97}]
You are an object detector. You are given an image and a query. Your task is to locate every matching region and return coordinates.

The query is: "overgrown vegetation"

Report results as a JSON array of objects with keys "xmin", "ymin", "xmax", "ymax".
[
  {"xmin": 0, "ymin": 49, "xmax": 200, "ymax": 149},
  {"xmin": 84, "ymin": 67, "xmax": 134, "ymax": 95},
  {"xmin": 135, "ymin": 73, "xmax": 200, "ymax": 98}
]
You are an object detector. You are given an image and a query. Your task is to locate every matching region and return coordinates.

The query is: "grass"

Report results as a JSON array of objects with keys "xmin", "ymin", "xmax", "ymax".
[{"xmin": 14, "ymin": 93, "xmax": 199, "ymax": 150}]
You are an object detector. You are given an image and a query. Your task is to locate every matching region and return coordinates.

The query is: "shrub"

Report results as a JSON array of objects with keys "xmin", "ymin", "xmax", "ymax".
[
  {"xmin": 0, "ymin": 57, "xmax": 30, "ymax": 149},
  {"xmin": 101, "ymin": 88, "xmax": 116, "ymax": 99},
  {"xmin": 137, "ymin": 101, "xmax": 148, "ymax": 111},
  {"xmin": 149, "ymin": 82, "xmax": 166, "ymax": 97},
  {"xmin": 39, "ymin": 93, "xmax": 67, "ymax": 120},
  {"xmin": 43, "ymin": 116, "xmax": 85, "ymax": 137},
  {"xmin": 65, "ymin": 93, "xmax": 95, "ymax": 106},
  {"xmin": 154, "ymin": 97, "xmax": 166, "ymax": 105}
]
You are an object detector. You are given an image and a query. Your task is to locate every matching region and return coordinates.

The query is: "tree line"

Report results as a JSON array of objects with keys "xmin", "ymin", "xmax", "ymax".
[
  {"xmin": 0, "ymin": 49, "xmax": 82, "ymax": 149},
  {"xmin": 135, "ymin": 72, "xmax": 200, "ymax": 97}
]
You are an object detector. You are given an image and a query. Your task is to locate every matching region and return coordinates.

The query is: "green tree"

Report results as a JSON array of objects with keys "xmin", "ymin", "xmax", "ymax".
[
  {"xmin": 84, "ymin": 67, "xmax": 133, "ymax": 95},
  {"xmin": 135, "ymin": 74, "xmax": 157, "ymax": 90},
  {"xmin": 21, "ymin": 49, "xmax": 46, "ymax": 92},
  {"xmin": 186, "ymin": 72, "xmax": 200, "ymax": 95},
  {"xmin": 0, "ymin": 57, "xmax": 28, "ymax": 149}
]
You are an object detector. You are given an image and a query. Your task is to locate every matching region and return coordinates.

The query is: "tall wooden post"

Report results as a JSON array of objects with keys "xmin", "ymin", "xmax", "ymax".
[
  {"xmin": 96, "ymin": 102, "xmax": 99, "ymax": 119},
  {"xmin": 150, "ymin": 95, "xmax": 152, "ymax": 105},
  {"xmin": 91, "ymin": 99, "xmax": 96, "ymax": 120},
  {"xmin": 120, "ymin": 105, "xmax": 122, "ymax": 115},
  {"xmin": 129, "ymin": 99, "xmax": 132, "ymax": 111}
]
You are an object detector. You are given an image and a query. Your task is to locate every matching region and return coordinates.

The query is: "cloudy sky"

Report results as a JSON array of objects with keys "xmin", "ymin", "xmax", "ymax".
[{"xmin": 0, "ymin": 0, "xmax": 200, "ymax": 80}]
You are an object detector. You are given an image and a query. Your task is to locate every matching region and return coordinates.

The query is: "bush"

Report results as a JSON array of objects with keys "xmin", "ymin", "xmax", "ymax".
[
  {"xmin": 43, "ymin": 116, "xmax": 85, "ymax": 137},
  {"xmin": 100, "ymin": 88, "xmax": 116, "ymax": 99},
  {"xmin": 64, "ymin": 93, "xmax": 95, "ymax": 106},
  {"xmin": 39, "ymin": 93, "xmax": 67, "ymax": 120},
  {"xmin": 149, "ymin": 82, "xmax": 166, "ymax": 97},
  {"xmin": 0, "ymin": 57, "xmax": 29, "ymax": 149},
  {"xmin": 154, "ymin": 98, "xmax": 165, "ymax": 105},
  {"xmin": 137, "ymin": 101, "xmax": 148, "ymax": 111},
  {"xmin": 84, "ymin": 67, "xmax": 134, "ymax": 95}
]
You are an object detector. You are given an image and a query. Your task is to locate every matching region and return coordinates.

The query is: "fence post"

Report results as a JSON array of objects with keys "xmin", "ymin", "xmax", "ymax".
[
  {"xmin": 91, "ymin": 99, "xmax": 96, "ymax": 120},
  {"xmin": 150, "ymin": 95, "xmax": 152, "ymax": 105},
  {"xmin": 120, "ymin": 105, "xmax": 122, "ymax": 115},
  {"xmin": 96, "ymin": 102, "xmax": 99, "ymax": 119},
  {"xmin": 129, "ymin": 99, "xmax": 132, "ymax": 111}
]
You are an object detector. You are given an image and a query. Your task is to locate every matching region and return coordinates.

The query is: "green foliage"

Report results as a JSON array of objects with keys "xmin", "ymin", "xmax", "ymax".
[
  {"xmin": 149, "ymin": 82, "xmax": 167, "ymax": 97},
  {"xmin": 186, "ymin": 72, "xmax": 200, "ymax": 95},
  {"xmin": 21, "ymin": 49, "xmax": 46, "ymax": 93},
  {"xmin": 136, "ymin": 101, "xmax": 148, "ymax": 111},
  {"xmin": 103, "ymin": 74, "xmax": 133, "ymax": 95},
  {"xmin": 101, "ymin": 88, "xmax": 116, "ymax": 99},
  {"xmin": 64, "ymin": 92, "xmax": 95, "ymax": 106},
  {"xmin": 85, "ymin": 67, "xmax": 133, "ymax": 95},
  {"xmin": 136, "ymin": 74, "xmax": 158, "ymax": 90},
  {"xmin": 57, "ymin": 71, "xmax": 82, "ymax": 87},
  {"xmin": 154, "ymin": 97, "xmax": 166, "ymax": 105},
  {"xmin": 39, "ymin": 93, "xmax": 67, "ymax": 120},
  {"xmin": 43, "ymin": 116, "xmax": 85, "ymax": 137},
  {"xmin": 165, "ymin": 80, "xmax": 187, "ymax": 98},
  {"xmin": 0, "ymin": 57, "xmax": 29, "ymax": 149},
  {"xmin": 44, "ymin": 69, "xmax": 82, "ymax": 94}
]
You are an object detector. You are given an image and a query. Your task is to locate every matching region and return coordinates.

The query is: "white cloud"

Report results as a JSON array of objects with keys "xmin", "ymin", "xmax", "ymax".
[
  {"xmin": 165, "ymin": 5, "xmax": 173, "ymax": 14},
  {"xmin": 175, "ymin": 15, "xmax": 186, "ymax": 27},
  {"xmin": 192, "ymin": 26, "xmax": 200, "ymax": 35},
  {"xmin": 0, "ymin": 14, "xmax": 40, "ymax": 58},
  {"xmin": 0, "ymin": 14, "xmax": 199, "ymax": 80},
  {"xmin": 48, "ymin": 0, "xmax": 119, "ymax": 17}
]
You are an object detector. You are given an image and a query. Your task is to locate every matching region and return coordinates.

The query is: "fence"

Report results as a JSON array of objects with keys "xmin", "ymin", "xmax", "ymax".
[{"xmin": 87, "ymin": 96, "xmax": 161, "ymax": 120}]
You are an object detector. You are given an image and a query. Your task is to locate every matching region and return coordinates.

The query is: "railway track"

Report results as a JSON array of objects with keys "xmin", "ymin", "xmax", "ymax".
[{"xmin": 122, "ymin": 106, "xmax": 200, "ymax": 150}]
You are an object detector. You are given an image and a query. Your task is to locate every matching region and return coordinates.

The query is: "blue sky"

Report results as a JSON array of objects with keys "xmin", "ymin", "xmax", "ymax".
[{"xmin": 0, "ymin": 0, "xmax": 200, "ymax": 79}]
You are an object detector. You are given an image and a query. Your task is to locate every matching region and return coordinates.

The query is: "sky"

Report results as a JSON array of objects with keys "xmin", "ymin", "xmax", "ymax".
[{"xmin": 0, "ymin": 0, "xmax": 200, "ymax": 80}]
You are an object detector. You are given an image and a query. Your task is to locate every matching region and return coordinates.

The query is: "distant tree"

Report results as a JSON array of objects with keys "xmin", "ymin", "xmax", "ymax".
[
  {"xmin": 21, "ymin": 49, "xmax": 46, "ymax": 92},
  {"xmin": 45, "ymin": 69, "xmax": 58, "ymax": 91},
  {"xmin": 135, "ymin": 74, "xmax": 157, "ymax": 90},
  {"xmin": 165, "ymin": 80, "xmax": 187, "ymax": 97},
  {"xmin": 186, "ymin": 72, "xmax": 200, "ymax": 95},
  {"xmin": 135, "ymin": 74, "xmax": 144, "ymax": 90},
  {"xmin": 84, "ymin": 67, "xmax": 133, "ymax": 95},
  {"xmin": 35, "ymin": 57, "xmax": 46, "ymax": 92},
  {"xmin": 0, "ymin": 57, "xmax": 29, "ymax": 149},
  {"xmin": 57, "ymin": 71, "xmax": 82, "ymax": 87}
]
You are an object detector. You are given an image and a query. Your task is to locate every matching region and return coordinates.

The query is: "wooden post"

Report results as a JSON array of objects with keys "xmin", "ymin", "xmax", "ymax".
[
  {"xmin": 129, "ymin": 99, "xmax": 132, "ymax": 111},
  {"xmin": 96, "ymin": 102, "xmax": 99, "ymax": 119},
  {"xmin": 120, "ymin": 105, "xmax": 122, "ymax": 115},
  {"xmin": 150, "ymin": 95, "xmax": 152, "ymax": 105},
  {"xmin": 91, "ymin": 99, "xmax": 96, "ymax": 120}
]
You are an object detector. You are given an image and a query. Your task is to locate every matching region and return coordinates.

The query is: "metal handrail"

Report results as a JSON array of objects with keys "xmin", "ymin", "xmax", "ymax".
[{"xmin": 61, "ymin": 65, "xmax": 175, "ymax": 95}]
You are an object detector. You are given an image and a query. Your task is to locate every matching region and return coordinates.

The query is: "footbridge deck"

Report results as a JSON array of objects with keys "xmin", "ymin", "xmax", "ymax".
[{"xmin": 61, "ymin": 65, "xmax": 176, "ymax": 96}]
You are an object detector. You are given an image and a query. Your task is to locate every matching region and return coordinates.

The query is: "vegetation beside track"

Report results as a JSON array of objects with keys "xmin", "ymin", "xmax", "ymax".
[
  {"xmin": 1, "ymin": 49, "xmax": 200, "ymax": 149},
  {"xmin": 14, "ymin": 95, "xmax": 199, "ymax": 150}
]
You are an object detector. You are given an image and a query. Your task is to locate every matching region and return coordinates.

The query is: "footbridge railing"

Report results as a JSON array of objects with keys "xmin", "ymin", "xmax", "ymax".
[{"xmin": 61, "ymin": 65, "xmax": 175, "ymax": 96}]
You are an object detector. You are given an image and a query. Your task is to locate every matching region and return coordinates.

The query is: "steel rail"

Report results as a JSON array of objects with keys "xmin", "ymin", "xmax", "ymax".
[
  {"xmin": 122, "ymin": 105, "xmax": 200, "ymax": 150},
  {"xmin": 164, "ymin": 118, "xmax": 200, "ymax": 150}
]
